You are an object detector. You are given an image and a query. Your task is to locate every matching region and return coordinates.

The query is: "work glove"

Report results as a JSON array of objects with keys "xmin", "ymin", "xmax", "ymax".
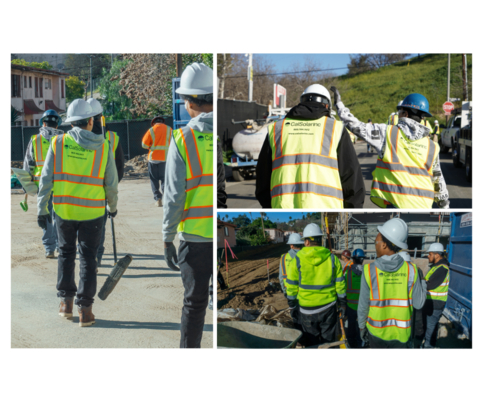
[
  {"xmin": 37, "ymin": 214, "xmax": 52, "ymax": 230},
  {"xmin": 338, "ymin": 298, "xmax": 347, "ymax": 320},
  {"xmin": 360, "ymin": 327, "xmax": 369, "ymax": 343},
  {"xmin": 330, "ymin": 86, "xmax": 341, "ymax": 105},
  {"xmin": 107, "ymin": 209, "xmax": 118, "ymax": 218},
  {"xmin": 288, "ymin": 299, "xmax": 299, "ymax": 323},
  {"xmin": 164, "ymin": 242, "xmax": 180, "ymax": 272}
]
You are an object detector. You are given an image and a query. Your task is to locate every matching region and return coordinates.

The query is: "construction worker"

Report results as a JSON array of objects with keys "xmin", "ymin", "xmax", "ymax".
[
  {"xmin": 398, "ymin": 251, "xmax": 411, "ymax": 262},
  {"xmin": 431, "ymin": 120, "xmax": 440, "ymax": 143},
  {"xmin": 286, "ymin": 223, "xmax": 347, "ymax": 346},
  {"xmin": 279, "ymin": 233, "xmax": 303, "ymax": 295},
  {"xmin": 422, "ymin": 243, "xmax": 450, "ymax": 348},
  {"xmin": 23, "ymin": 110, "xmax": 63, "ymax": 258},
  {"xmin": 37, "ymin": 99, "xmax": 118, "ymax": 327},
  {"xmin": 345, "ymin": 248, "xmax": 366, "ymax": 348},
  {"xmin": 87, "ymin": 98, "xmax": 125, "ymax": 267},
  {"xmin": 332, "ymin": 88, "xmax": 450, "ymax": 209},
  {"xmin": 340, "ymin": 249, "xmax": 353, "ymax": 274},
  {"xmin": 255, "ymin": 84, "xmax": 365, "ymax": 209},
  {"xmin": 357, "ymin": 218, "xmax": 426, "ymax": 348},
  {"xmin": 162, "ymin": 63, "xmax": 213, "ymax": 348},
  {"xmin": 142, "ymin": 116, "xmax": 173, "ymax": 207}
]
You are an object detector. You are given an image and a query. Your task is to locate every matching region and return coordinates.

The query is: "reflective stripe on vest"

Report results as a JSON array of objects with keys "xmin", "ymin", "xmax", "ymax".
[
  {"xmin": 364, "ymin": 261, "xmax": 416, "ymax": 343},
  {"xmin": 269, "ymin": 117, "xmax": 343, "ymax": 209},
  {"xmin": 425, "ymin": 264, "xmax": 450, "ymax": 301},
  {"xmin": 32, "ymin": 134, "xmax": 50, "ymax": 186},
  {"xmin": 146, "ymin": 125, "xmax": 172, "ymax": 162},
  {"xmin": 174, "ymin": 127, "xmax": 213, "ymax": 238},
  {"xmin": 295, "ymin": 254, "xmax": 336, "ymax": 290},
  {"xmin": 371, "ymin": 125, "xmax": 439, "ymax": 209},
  {"xmin": 106, "ymin": 131, "xmax": 119, "ymax": 159},
  {"xmin": 346, "ymin": 265, "xmax": 361, "ymax": 310},
  {"xmin": 52, "ymin": 134, "xmax": 108, "ymax": 221}
]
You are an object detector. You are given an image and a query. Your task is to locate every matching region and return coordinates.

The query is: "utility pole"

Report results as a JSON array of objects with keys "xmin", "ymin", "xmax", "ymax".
[
  {"xmin": 462, "ymin": 54, "xmax": 468, "ymax": 101},
  {"xmin": 247, "ymin": 53, "xmax": 253, "ymax": 102},
  {"xmin": 176, "ymin": 54, "xmax": 183, "ymax": 78},
  {"xmin": 447, "ymin": 54, "xmax": 451, "ymax": 101},
  {"xmin": 89, "ymin": 55, "xmax": 93, "ymax": 99}
]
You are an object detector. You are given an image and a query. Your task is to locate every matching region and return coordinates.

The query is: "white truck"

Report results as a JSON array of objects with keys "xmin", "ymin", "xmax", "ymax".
[
  {"xmin": 451, "ymin": 101, "xmax": 472, "ymax": 182},
  {"xmin": 440, "ymin": 114, "xmax": 462, "ymax": 153}
]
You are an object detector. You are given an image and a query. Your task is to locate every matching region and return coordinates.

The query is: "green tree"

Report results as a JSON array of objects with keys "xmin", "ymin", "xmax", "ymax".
[
  {"xmin": 65, "ymin": 76, "xmax": 85, "ymax": 103},
  {"xmin": 230, "ymin": 214, "xmax": 251, "ymax": 228},
  {"xmin": 11, "ymin": 59, "xmax": 53, "ymax": 70},
  {"xmin": 64, "ymin": 54, "xmax": 111, "ymax": 82},
  {"xmin": 97, "ymin": 59, "xmax": 136, "ymax": 121},
  {"xmin": 252, "ymin": 217, "xmax": 275, "ymax": 229}
]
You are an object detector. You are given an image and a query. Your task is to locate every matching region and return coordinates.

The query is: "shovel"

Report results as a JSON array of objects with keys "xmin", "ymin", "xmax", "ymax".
[{"xmin": 20, "ymin": 194, "xmax": 28, "ymax": 212}]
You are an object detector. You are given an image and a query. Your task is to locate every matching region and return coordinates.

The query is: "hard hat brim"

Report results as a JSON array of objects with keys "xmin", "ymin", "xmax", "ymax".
[
  {"xmin": 40, "ymin": 117, "xmax": 62, "ymax": 127},
  {"xmin": 377, "ymin": 225, "xmax": 408, "ymax": 250},
  {"xmin": 64, "ymin": 111, "xmax": 98, "ymax": 123},
  {"xmin": 175, "ymin": 87, "xmax": 213, "ymax": 95}
]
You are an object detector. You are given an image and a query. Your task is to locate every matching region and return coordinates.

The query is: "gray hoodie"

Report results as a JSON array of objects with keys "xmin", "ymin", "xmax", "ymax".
[
  {"xmin": 336, "ymin": 101, "xmax": 449, "ymax": 208},
  {"xmin": 357, "ymin": 253, "xmax": 427, "ymax": 330},
  {"xmin": 162, "ymin": 112, "xmax": 213, "ymax": 243},
  {"xmin": 37, "ymin": 127, "xmax": 118, "ymax": 218},
  {"xmin": 23, "ymin": 126, "xmax": 64, "ymax": 174}
]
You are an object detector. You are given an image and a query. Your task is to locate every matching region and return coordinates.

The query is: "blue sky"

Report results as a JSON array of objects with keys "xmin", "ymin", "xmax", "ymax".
[
  {"xmin": 256, "ymin": 53, "xmax": 352, "ymax": 75},
  {"xmin": 217, "ymin": 212, "xmax": 306, "ymax": 223}
]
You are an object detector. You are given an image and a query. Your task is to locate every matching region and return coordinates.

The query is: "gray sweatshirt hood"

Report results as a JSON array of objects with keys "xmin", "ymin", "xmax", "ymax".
[
  {"xmin": 374, "ymin": 253, "xmax": 406, "ymax": 272},
  {"xmin": 68, "ymin": 126, "xmax": 105, "ymax": 151},
  {"xmin": 186, "ymin": 112, "xmax": 213, "ymax": 133},
  {"xmin": 398, "ymin": 117, "xmax": 431, "ymax": 140},
  {"xmin": 40, "ymin": 126, "xmax": 64, "ymax": 142}
]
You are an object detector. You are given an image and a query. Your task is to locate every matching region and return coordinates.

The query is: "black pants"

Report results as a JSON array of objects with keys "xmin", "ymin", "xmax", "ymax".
[
  {"xmin": 346, "ymin": 306, "xmax": 362, "ymax": 348},
  {"xmin": 367, "ymin": 331, "xmax": 409, "ymax": 349},
  {"xmin": 299, "ymin": 303, "xmax": 337, "ymax": 347},
  {"xmin": 178, "ymin": 241, "xmax": 213, "ymax": 348},
  {"xmin": 148, "ymin": 162, "xmax": 166, "ymax": 201},
  {"xmin": 56, "ymin": 215, "xmax": 104, "ymax": 307}
]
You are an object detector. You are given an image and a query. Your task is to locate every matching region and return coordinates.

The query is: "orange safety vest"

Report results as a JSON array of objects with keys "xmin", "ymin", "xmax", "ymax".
[
  {"xmin": 343, "ymin": 259, "xmax": 353, "ymax": 275},
  {"xmin": 142, "ymin": 123, "xmax": 172, "ymax": 162}
]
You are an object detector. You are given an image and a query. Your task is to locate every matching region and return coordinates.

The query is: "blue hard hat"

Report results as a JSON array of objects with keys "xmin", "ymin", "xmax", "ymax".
[
  {"xmin": 352, "ymin": 249, "xmax": 366, "ymax": 258},
  {"xmin": 40, "ymin": 109, "xmax": 62, "ymax": 127},
  {"xmin": 397, "ymin": 93, "xmax": 432, "ymax": 117}
]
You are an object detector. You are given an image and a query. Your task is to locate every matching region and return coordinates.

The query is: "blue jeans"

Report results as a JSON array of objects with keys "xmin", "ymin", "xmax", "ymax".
[
  {"xmin": 424, "ymin": 308, "xmax": 443, "ymax": 347},
  {"xmin": 42, "ymin": 196, "xmax": 58, "ymax": 253}
]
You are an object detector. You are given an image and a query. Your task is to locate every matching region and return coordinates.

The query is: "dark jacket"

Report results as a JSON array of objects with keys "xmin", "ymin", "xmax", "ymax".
[
  {"xmin": 217, "ymin": 141, "xmax": 227, "ymax": 208},
  {"xmin": 255, "ymin": 102, "xmax": 365, "ymax": 208},
  {"xmin": 425, "ymin": 258, "xmax": 450, "ymax": 310}
]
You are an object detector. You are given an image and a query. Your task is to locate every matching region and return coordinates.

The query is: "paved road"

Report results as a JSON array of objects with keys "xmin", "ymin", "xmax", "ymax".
[
  {"xmin": 224, "ymin": 142, "xmax": 472, "ymax": 209},
  {"xmin": 11, "ymin": 178, "xmax": 212, "ymax": 348}
]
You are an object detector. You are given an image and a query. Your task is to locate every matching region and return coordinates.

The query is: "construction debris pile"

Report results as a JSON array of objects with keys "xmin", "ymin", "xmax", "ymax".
[
  {"xmin": 218, "ymin": 305, "xmax": 293, "ymax": 328},
  {"xmin": 124, "ymin": 155, "xmax": 148, "ymax": 177}
]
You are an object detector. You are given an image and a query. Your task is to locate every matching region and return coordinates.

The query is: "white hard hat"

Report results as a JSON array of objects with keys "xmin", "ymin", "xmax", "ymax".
[
  {"xmin": 301, "ymin": 84, "xmax": 331, "ymax": 105},
  {"xmin": 398, "ymin": 100, "xmax": 403, "ymax": 107},
  {"xmin": 434, "ymin": 120, "xmax": 439, "ymax": 124},
  {"xmin": 65, "ymin": 99, "xmax": 98, "ymax": 123},
  {"xmin": 427, "ymin": 243, "xmax": 444, "ymax": 254},
  {"xmin": 175, "ymin": 63, "xmax": 213, "ymax": 95},
  {"xmin": 391, "ymin": 112, "xmax": 395, "ymax": 116},
  {"xmin": 377, "ymin": 218, "xmax": 408, "ymax": 249},
  {"xmin": 398, "ymin": 251, "xmax": 411, "ymax": 262},
  {"xmin": 87, "ymin": 98, "xmax": 103, "ymax": 115},
  {"xmin": 301, "ymin": 223, "xmax": 323, "ymax": 239},
  {"xmin": 287, "ymin": 233, "xmax": 303, "ymax": 245}
]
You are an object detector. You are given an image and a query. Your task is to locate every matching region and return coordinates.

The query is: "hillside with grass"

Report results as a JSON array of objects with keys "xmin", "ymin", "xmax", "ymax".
[{"xmin": 336, "ymin": 54, "xmax": 472, "ymax": 125}]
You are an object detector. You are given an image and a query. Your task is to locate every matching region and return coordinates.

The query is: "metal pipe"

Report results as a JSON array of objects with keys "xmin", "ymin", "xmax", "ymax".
[{"xmin": 126, "ymin": 120, "xmax": 130, "ymax": 160}]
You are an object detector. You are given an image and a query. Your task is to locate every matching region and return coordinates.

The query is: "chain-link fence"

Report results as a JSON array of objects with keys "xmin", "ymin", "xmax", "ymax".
[{"xmin": 11, "ymin": 116, "xmax": 173, "ymax": 162}]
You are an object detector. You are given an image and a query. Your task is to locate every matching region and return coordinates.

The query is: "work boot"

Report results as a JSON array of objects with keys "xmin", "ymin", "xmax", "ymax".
[
  {"xmin": 155, "ymin": 199, "xmax": 163, "ymax": 207},
  {"xmin": 58, "ymin": 297, "xmax": 74, "ymax": 319},
  {"xmin": 78, "ymin": 305, "xmax": 95, "ymax": 327},
  {"xmin": 46, "ymin": 251, "xmax": 55, "ymax": 259}
]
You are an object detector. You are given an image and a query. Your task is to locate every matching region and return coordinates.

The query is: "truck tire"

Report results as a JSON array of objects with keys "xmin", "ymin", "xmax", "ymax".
[
  {"xmin": 232, "ymin": 169, "xmax": 245, "ymax": 182},
  {"xmin": 452, "ymin": 143, "xmax": 461, "ymax": 168},
  {"xmin": 466, "ymin": 153, "xmax": 472, "ymax": 183},
  {"xmin": 439, "ymin": 139, "xmax": 449, "ymax": 153}
]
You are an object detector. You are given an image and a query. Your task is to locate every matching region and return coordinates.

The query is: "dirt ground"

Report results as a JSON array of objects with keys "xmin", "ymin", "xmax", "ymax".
[
  {"xmin": 11, "ymin": 177, "xmax": 213, "ymax": 348},
  {"xmin": 217, "ymin": 243, "xmax": 431, "ymax": 313}
]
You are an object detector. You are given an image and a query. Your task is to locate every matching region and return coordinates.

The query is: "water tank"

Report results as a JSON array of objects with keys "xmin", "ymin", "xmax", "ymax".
[{"xmin": 232, "ymin": 124, "xmax": 271, "ymax": 160}]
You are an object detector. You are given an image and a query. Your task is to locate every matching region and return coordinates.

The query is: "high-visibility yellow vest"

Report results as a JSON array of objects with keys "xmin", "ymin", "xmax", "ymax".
[
  {"xmin": 142, "ymin": 124, "xmax": 172, "ymax": 162},
  {"xmin": 31, "ymin": 134, "xmax": 51, "ymax": 186},
  {"xmin": 51, "ymin": 134, "xmax": 109, "ymax": 221},
  {"xmin": 388, "ymin": 114, "xmax": 399, "ymax": 125},
  {"xmin": 173, "ymin": 127, "xmax": 213, "ymax": 239},
  {"xmin": 106, "ymin": 131, "xmax": 119, "ymax": 159},
  {"xmin": 371, "ymin": 125, "xmax": 439, "ymax": 209},
  {"xmin": 345, "ymin": 265, "xmax": 361, "ymax": 311},
  {"xmin": 421, "ymin": 119, "xmax": 433, "ymax": 132},
  {"xmin": 364, "ymin": 261, "xmax": 417, "ymax": 343},
  {"xmin": 425, "ymin": 264, "xmax": 450, "ymax": 302},
  {"xmin": 280, "ymin": 249, "xmax": 298, "ymax": 288},
  {"xmin": 343, "ymin": 259, "xmax": 353, "ymax": 275},
  {"xmin": 286, "ymin": 247, "xmax": 346, "ymax": 308},
  {"xmin": 268, "ymin": 116, "xmax": 344, "ymax": 209}
]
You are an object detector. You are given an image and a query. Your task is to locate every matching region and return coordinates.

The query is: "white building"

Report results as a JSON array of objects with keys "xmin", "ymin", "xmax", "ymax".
[
  {"xmin": 265, "ymin": 228, "xmax": 285, "ymax": 243},
  {"xmin": 11, "ymin": 64, "xmax": 69, "ymax": 127}
]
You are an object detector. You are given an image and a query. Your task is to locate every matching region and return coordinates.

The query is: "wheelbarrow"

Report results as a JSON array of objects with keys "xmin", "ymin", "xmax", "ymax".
[{"xmin": 217, "ymin": 321, "xmax": 302, "ymax": 349}]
